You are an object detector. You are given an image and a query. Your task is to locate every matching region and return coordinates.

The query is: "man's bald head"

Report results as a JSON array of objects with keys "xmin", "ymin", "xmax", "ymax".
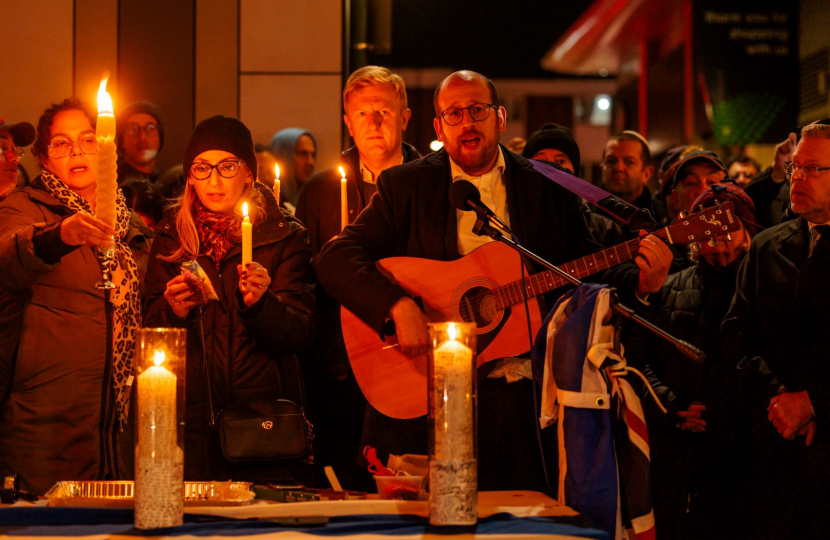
[{"xmin": 433, "ymin": 71, "xmax": 499, "ymax": 116}]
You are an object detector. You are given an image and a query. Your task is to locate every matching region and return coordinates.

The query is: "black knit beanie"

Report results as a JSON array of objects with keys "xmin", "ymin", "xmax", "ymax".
[
  {"xmin": 116, "ymin": 101, "xmax": 165, "ymax": 150},
  {"xmin": 522, "ymin": 123, "xmax": 581, "ymax": 172},
  {"xmin": 183, "ymin": 115, "xmax": 258, "ymax": 180}
]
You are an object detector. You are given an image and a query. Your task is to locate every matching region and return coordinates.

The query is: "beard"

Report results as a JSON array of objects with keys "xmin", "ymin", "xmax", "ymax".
[{"xmin": 442, "ymin": 125, "xmax": 501, "ymax": 175}]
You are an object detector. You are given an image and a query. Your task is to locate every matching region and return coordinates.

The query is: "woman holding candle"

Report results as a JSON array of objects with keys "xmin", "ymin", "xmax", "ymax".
[
  {"xmin": 143, "ymin": 115, "xmax": 315, "ymax": 482},
  {"xmin": 0, "ymin": 98, "xmax": 153, "ymax": 494}
]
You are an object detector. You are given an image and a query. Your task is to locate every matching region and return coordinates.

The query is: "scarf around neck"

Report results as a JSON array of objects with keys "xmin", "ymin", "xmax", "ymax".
[
  {"xmin": 194, "ymin": 199, "xmax": 242, "ymax": 270},
  {"xmin": 38, "ymin": 170, "xmax": 141, "ymax": 431}
]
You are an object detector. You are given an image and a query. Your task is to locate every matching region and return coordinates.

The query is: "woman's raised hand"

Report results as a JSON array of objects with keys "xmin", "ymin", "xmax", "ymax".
[
  {"xmin": 60, "ymin": 213, "xmax": 116, "ymax": 247},
  {"xmin": 238, "ymin": 262, "xmax": 271, "ymax": 307},
  {"xmin": 164, "ymin": 275, "xmax": 199, "ymax": 318}
]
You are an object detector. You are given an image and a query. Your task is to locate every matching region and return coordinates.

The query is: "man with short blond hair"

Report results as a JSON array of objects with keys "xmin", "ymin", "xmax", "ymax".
[
  {"xmin": 295, "ymin": 66, "xmax": 419, "ymax": 487},
  {"xmin": 723, "ymin": 120, "xmax": 830, "ymax": 538},
  {"xmin": 297, "ymin": 65, "xmax": 417, "ymax": 254}
]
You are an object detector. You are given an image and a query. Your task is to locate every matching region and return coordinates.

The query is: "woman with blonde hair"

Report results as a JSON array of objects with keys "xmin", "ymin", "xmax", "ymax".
[{"xmin": 143, "ymin": 115, "xmax": 315, "ymax": 482}]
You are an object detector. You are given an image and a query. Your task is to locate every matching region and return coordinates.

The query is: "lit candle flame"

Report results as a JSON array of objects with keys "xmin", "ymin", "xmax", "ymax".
[
  {"xmin": 97, "ymin": 77, "xmax": 113, "ymax": 116},
  {"xmin": 274, "ymin": 164, "xmax": 280, "ymax": 180},
  {"xmin": 448, "ymin": 322, "xmax": 457, "ymax": 342},
  {"xmin": 153, "ymin": 350, "xmax": 165, "ymax": 367},
  {"xmin": 242, "ymin": 201, "xmax": 249, "ymax": 218},
  {"xmin": 339, "ymin": 166, "xmax": 346, "ymax": 180}
]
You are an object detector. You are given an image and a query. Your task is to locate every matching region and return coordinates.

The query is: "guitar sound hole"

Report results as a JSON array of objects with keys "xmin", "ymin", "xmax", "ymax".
[{"xmin": 459, "ymin": 286, "xmax": 498, "ymax": 327}]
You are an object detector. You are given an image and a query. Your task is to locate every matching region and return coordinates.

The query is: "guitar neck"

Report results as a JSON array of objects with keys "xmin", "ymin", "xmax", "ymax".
[{"xmin": 494, "ymin": 227, "xmax": 672, "ymax": 309}]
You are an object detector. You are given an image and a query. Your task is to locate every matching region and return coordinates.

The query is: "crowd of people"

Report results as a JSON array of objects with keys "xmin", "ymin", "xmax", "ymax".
[{"xmin": 0, "ymin": 64, "xmax": 827, "ymax": 539}]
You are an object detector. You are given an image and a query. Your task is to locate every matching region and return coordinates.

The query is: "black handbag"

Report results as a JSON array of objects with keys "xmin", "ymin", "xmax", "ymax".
[
  {"xmin": 217, "ymin": 399, "xmax": 312, "ymax": 462},
  {"xmin": 199, "ymin": 311, "xmax": 313, "ymax": 463}
]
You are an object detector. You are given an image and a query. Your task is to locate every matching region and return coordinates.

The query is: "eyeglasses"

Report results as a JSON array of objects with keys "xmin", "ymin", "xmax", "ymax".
[
  {"xmin": 47, "ymin": 135, "xmax": 98, "ymax": 158},
  {"xmin": 0, "ymin": 142, "xmax": 24, "ymax": 161},
  {"xmin": 189, "ymin": 160, "xmax": 245, "ymax": 180},
  {"xmin": 439, "ymin": 104, "xmax": 497, "ymax": 126},
  {"xmin": 784, "ymin": 161, "xmax": 830, "ymax": 178},
  {"xmin": 125, "ymin": 123, "xmax": 159, "ymax": 137}
]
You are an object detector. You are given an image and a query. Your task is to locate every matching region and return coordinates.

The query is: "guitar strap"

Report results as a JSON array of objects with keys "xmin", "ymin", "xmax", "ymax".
[{"xmin": 528, "ymin": 159, "xmax": 656, "ymax": 231}]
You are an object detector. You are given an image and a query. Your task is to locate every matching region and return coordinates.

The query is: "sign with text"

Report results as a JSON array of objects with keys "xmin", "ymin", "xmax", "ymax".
[{"xmin": 694, "ymin": 1, "xmax": 799, "ymax": 145}]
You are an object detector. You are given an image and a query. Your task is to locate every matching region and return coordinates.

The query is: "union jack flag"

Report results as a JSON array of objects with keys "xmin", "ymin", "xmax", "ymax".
[{"xmin": 531, "ymin": 284, "xmax": 656, "ymax": 540}]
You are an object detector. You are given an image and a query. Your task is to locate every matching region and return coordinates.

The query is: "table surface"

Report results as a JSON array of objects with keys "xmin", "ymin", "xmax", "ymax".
[{"xmin": 0, "ymin": 491, "xmax": 608, "ymax": 540}]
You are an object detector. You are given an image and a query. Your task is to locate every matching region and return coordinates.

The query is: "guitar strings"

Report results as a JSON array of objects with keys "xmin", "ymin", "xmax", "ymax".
[{"xmin": 446, "ymin": 217, "xmax": 727, "ymax": 321}]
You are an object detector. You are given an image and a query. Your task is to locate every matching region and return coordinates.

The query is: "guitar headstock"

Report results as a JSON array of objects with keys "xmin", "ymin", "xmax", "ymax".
[{"xmin": 666, "ymin": 201, "xmax": 742, "ymax": 244}]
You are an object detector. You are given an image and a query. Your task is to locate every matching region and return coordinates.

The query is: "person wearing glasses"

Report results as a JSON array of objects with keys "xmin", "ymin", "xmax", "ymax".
[
  {"xmin": 0, "ymin": 98, "xmax": 153, "ymax": 494},
  {"xmin": 727, "ymin": 154, "xmax": 761, "ymax": 187},
  {"xmin": 143, "ymin": 115, "xmax": 314, "ymax": 482},
  {"xmin": 743, "ymin": 132, "xmax": 798, "ymax": 229},
  {"xmin": 722, "ymin": 120, "xmax": 830, "ymax": 539},
  {"xmin": 315, "ymin": 70, "xmax": 601, "ymax": 492},
  {"xmin": 116, "ymin": 101, "xmax": 165, "ymax": 185},
  {"xmin": 0, "ymin": 118, "xmax": 35, "ymax": 200}
]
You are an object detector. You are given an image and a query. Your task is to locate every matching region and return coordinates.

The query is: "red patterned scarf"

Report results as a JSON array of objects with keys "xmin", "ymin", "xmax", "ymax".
[{"xmin": 195, "ymin": 200, "xmax": 242, "ymax": 270}]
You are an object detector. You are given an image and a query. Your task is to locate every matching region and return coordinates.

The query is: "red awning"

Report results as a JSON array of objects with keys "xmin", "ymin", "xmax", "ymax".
[{"xmin": 541, "ymin": 0, "xmax": 687, "ymax": 75}]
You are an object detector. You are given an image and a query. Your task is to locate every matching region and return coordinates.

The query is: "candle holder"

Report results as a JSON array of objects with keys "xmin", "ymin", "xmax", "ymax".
[
  {"xmin": 428, "ymin": 322, "xmax": 477, "ymax": 526},
  {"xmin": 93, "ymin": 236, "xmax": 117, "ymax": 290},
  {"xmin": 134, "ymin": 328, "xmax": 186, "ymax": 529}
]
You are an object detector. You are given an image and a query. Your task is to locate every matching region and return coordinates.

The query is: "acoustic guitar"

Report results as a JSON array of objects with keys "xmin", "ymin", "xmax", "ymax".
[{"xmin": 342, "ymin": 202, "xmax": 741, "ymax": 419}]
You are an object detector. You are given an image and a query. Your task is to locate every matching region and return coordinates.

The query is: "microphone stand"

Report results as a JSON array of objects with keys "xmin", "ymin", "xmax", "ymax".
[{"xmin": 472, "ymin": 214, "xmax": 706, "ymax": 363}]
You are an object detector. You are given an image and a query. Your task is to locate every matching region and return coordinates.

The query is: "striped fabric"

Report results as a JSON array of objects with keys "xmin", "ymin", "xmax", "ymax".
[{"xmin": 532, "ymin": 284, "xmax": 655, "ymax": 540}]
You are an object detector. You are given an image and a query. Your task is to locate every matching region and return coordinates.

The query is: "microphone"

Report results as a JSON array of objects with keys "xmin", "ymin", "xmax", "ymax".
[{"xmin": 448, "ymin": 180, "xmax": 511, "ymax": 232}]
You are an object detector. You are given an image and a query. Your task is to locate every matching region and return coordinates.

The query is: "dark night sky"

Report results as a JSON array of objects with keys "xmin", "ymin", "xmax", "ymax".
[{"xmin": 380, "ymin": 0, "xmax": 596, "ymax": 78}]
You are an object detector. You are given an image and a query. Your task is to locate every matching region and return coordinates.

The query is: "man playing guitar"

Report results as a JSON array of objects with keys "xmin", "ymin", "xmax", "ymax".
[{"xmin": 316, "ymin": 70, "xmax": 673, "ymax": 491}]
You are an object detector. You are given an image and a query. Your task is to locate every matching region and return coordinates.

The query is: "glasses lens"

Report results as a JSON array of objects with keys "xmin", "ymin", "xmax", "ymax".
[
  {"xmin": 217, "ymin": 161, "xmax": 240, "ymax": 178},
  {"xmin": 79, "ymin": 136, "xmax": 97, "ymax": 155},
  {"xmin": 442, "ymin": 109, "xmax": 462, "ymax": 126},
  {"xmin": 469, "ymin": 105, "xmax": 491, "ymax": 121},
  {"xmin": 190, "ymin": 163, "xmax": 212, "ymax": 180},
  {"xmin": 49, "ymin": 138, "xmax": 71, "ymax": 158},
  {"xmin": 127, "ymin": 123, "xmax": 158, "ymax": 137},
  {"xmin": 0, "ymin": 143, "xmax": 19, "ymax": 158},
  {"xmin": 784, "ymin": 162, "xmax": 794, "ymax": 175}
]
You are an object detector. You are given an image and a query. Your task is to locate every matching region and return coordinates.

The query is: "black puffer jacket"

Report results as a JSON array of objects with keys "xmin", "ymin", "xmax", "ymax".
[
  {"xmin": 625, "ymin": 257, "xmax": 749, "ymax": 539},
  {"xmin": 628, "ymin": 258, "xmax": 742, "ymax": 428},
  {"xmin": 143, "ymin": 185, "xmax": 315, "ymax": 480}
]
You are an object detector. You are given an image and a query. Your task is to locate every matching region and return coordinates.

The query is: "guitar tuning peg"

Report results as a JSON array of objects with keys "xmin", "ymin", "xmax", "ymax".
[
  {"xmin": 708, "ymin": 238, "xmax": 718, "ymax": 247},
  {"xmin": 678, "ymin": 210, "xmax": 689, "ymax": 219},
  {"xmin": 689, "ymin": 242, "xmax": 700, "ymax": 253},
  {"xmin": 726, "ymin": 233, "xmax": 733, "ymax": 241}
]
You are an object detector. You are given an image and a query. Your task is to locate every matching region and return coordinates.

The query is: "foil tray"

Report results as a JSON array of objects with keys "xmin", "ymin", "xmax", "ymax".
[{"xmin": 45, "ymin": 480, "xmax": 255, "ymax": 507}]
